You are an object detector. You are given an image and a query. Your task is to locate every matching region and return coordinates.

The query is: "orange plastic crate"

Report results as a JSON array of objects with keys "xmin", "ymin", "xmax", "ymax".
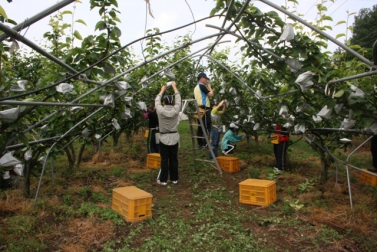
[
  {"xmin": 359, "ymin": 169, "xmax": 377, "ymax": 186},
  {"xmin": 147, "ymin": 153, "xmax": 161, "ymax": 169},
  {"xmin": 216, "ymin": 156, "xmax": 240, "ymax": 173},
  {"xmin": 112, "ymin": 186, "xmax": 153, "ymax": 222},
  {"xmin": 239, "ymin": 179, "xmax": 276, "ymax": 206}
]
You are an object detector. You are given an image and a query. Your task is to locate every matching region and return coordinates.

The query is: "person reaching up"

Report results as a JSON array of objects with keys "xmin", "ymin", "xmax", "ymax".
[{"xmin": 209, "ymin": 99, "xmax": 226, "ymax": 158}]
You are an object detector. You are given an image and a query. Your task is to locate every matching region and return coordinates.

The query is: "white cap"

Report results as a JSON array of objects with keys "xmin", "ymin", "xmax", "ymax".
[{"xmin": 229, "ymin": 123, "xmax": 238, "ymax": 129}]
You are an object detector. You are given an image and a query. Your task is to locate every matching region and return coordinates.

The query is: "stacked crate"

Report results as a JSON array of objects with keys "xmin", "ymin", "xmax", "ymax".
[{"xmin": 112, "ymin": 186, "xmax": 153, "ymax": 222}]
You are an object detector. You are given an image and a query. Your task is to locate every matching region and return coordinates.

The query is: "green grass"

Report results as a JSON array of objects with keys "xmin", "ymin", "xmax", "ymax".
[{"xmin": 3, "ymin": 120, "xmax": 377, "ymax": 251}]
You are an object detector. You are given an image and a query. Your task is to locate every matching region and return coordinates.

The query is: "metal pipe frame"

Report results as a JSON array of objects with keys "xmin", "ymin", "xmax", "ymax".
[
  {"xmin": 0, "ymin": 23, "xmax": 104, "ymax": 88},
  {"xmin": 325, "ymin": 70, "xmax": 377, "ymax": 96},
  {"xmin": 205, "ymin": 54, "xmax": 299, "ymax": 99},
  {"xmin": 127, "ymin": 41, "xmax": 230, "ymax": 97},
  {"xmin": 0, "ymin": 14, "xmax": 227, "ymax": 103},
  {"xmin": 345, "ymin": 135, "xmax": 373, "ymax": 209},
  {"xmin": 307, "ymin": 128, "xmax": 373, "ymax": 135},
  {"xmin": 8, "ymin": 31, "xmax": 226, "ymax": 148},
  {"xmin": 209, "ymin": 0, "xmax": 236, "ymax": 54},
  {"xmin": 196, "ymin": 0, "xmax": 251, "ymax": 65},
  {"xmin": 0, "ymin": 0, "xmax": 76, "ymax": 42},
  {"xmin": 33, "ymin": 37, "xmax": 229, "ymax": 206},
  {"xmin": 6, "ymin": 136, "xmax": 61, "ymax": 150},
  {"xmin": 206, "ymin": 24, "xmax": 284, "ymax": 62},
  {"xmin": 258, "ymin": 0, "xmax": 375, "ymax": 67},
  {"xmin": 0, "ymin": 100, "xmax": 107, "ymax": 107},
  {"xmin": 309, "ymin": 134, "xmax": 376, "ymax": 209},
  {"xmin": 0, "ymin": 23, "xmax": 78, "ymax": 73}
]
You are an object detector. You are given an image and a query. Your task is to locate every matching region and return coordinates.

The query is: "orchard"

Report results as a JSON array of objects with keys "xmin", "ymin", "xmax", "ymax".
[{"xmin": 0, "ymin": 0, "xmax": 377, "ymax": 251}]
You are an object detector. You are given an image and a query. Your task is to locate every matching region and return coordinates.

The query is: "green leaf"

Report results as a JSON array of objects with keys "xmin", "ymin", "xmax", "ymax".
[
  {"xmin": 333, "ymin": 89, "xmax": 344, "ymax": 98},
  {"xmin": 75, "ymin": 19, "xmax": 87, "ymax": 26},
  {"xmin": 61, "ymin": 10, "xmax": 73, "ymax": 15},
  {"xmin": 322, "ymin": 15, "xmax": 333, "ymax": 21},
  {"xmin": 349, "ymin": 44, "xmax": 361, "ymax": 49},
  {"xmin": 95, "ymin": 21, "xmax": 107, "ymax": 31},
  {"xmin": 73, "ymin": 30, "xmax": 82, "ymax": 40},
  {"xmin": 109, "ymin": 0, "xmax": 118, "ymax": 8},
  {"xmin": 113, "ymin": 26, "xmax": 122, "ymax": 38},
  {"xmin": 7, "ymin": 18, "xmax": 17, "ymax": 25},
  {"xmin": 0, "ymin": 5, "xmax": 8, "ymax": 20},
  {"xmin": 335, "ymin": 20, "xmax": 346, "ymax": 26},
  {"xmin": 335, "ymin": 33, "xmax": 345, "ymax": 39}
]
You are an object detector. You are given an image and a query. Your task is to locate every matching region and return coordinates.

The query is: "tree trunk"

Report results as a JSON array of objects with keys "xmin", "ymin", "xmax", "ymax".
[
  {"xmin": 125, "ymin": 131, "xmax": 133, "ymax": 148},
  {"xmin": 23, "ymin": 161, "xmax": 31, "ymax": 198},
  {"xmin": 112, "ymin": 130, "xmax": 121, "ymax": 146},
  {"xmin": 314, "ymin": 147, "xmax": 332, "ymax": 184},
  {"xmin": 76, "ymin": 143, "xmax": 86, "ymax": 168},
  {"xmin": 69, "ymin": 143, "xmax": 76, "ymax": 166},
  {"xmin": 64, "ymin": 147, "xmax": 74, "ymax": 171},
  {"xmin": 253, "ymin": 132, "xmax": 259, "ymax": 147}
]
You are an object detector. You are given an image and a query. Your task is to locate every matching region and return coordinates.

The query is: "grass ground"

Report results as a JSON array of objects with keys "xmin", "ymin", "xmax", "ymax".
[{"xmin": 1, "ymin": 120, "xmax": 377, "ymax": 251}]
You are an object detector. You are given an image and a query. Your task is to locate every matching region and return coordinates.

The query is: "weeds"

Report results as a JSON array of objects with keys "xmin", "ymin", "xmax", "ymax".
[
  {"xmin": 248, "ymin": 165, "xmax": 261, "ymax": 178},
  {"xmin": 297, "ymin": 178, "xmax": 316, "ymax": 193},
  {"xmin": 2, "ymin": 122, "xmax": 377, "ymax": 251},
  {"xmin": 315, "ymin": 226, "xmax": 343, "ymax": 246},
  {"xmin": 78, "ymin": 202, "xmax": 124, "ymax": 224}
]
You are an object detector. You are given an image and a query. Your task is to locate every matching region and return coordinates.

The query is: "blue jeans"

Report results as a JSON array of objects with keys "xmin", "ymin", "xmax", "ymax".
[{"xmin": 209, "ymin": 128, "xmax": 221, "ymax": 158}]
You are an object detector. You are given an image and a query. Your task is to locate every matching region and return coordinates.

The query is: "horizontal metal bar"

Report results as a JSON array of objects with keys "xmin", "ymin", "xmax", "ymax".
[
  {"xmin": 0, "ymin": 0, "xmax": 76, "ymax": 42},
  {"xmin": 0, "ymin": 100, "xmax": 107, "ymax": 107},
  {"xmin": 327, "ymin": 70, "xmax": 377, "ymax": 85},
  {"xmin": 259, "ymin": 0, "xmax": 374, "ymax": 67}
]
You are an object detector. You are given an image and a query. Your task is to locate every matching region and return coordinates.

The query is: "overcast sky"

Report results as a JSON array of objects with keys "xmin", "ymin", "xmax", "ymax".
[{"xmin": 2, "ymin": 0, "xmax": 376, "ymax": 62}]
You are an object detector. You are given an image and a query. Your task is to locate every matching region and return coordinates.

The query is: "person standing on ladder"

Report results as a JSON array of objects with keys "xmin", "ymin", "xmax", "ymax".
[
  {"xmin": 155, "ymin": 82, "xmax": 181, "ymax": 186},
  {"xmin": 193, "ymin": 72, "xmax": 214, "ymax": 148},
  {"xmin": 209, "ymin": 99, "xmax": 226, "ymax": 159}
]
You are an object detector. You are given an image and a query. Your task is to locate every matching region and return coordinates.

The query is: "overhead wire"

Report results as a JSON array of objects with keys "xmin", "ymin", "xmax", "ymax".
[
  {"xmin": 330, "ymin": 0, "xmax": 348, "ymax": 16},
  {"xmin": 304, "ymin": 0, "xmax": 319, "ymax": 16},
  {"xmin": 184, "ymin": 0, "xmax": 196, "ymax": 40},
  {"xmin": 140, "ymin": 0, "xmax": 148, "ymax": 62}
]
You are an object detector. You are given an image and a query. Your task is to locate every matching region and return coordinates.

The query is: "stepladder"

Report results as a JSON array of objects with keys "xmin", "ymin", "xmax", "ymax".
[{"xmin": 181, "ymin": 99, "xmax": 222, "ymax": 174}]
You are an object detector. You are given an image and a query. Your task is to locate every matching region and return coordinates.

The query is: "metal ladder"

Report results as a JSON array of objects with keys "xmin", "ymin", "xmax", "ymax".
[{"xmin": 181, "ymin": 99, "xmax": 222, "ymax": 174}]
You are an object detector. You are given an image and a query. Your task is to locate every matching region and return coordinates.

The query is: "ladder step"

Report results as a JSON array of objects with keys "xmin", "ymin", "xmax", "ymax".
[{"xmin": 192, "ymin": 136, "xmax": 206, "ymax": 139}]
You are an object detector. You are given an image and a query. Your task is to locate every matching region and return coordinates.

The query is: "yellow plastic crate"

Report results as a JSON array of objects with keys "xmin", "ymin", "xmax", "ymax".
[
  {"xmin": 112, "ymin": 186, "xmax": 153, "ymax": 222},
  {"xmin": 359, "ymin": 169, "xmax": 377, "ymax": 186},
  {"xmin": 239, "ymin": 179, "xmax": 276, "ymax": 206},
  {"xmin": 216, "ymin": 156, "xmax": 240, "ymax": 173},
  {"xmin": 147, "ymin": 153, "xmax": 161, "ymax": 169}
]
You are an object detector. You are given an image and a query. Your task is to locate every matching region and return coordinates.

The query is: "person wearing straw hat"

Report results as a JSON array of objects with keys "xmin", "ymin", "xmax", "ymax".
[{"xmin": 155, "ymin": 82, "xmax": 181, "ymax": 186}]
